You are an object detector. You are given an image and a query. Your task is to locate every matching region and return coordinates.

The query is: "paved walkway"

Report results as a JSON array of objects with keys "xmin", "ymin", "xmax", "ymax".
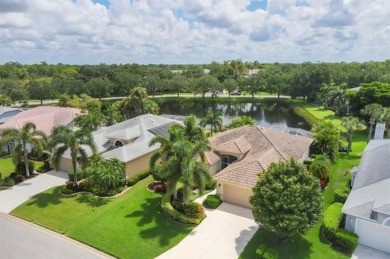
[
  {"xmin": 157, "ymin": 200, "xmax": 258, "ymax": 259},
  {"xmin": 352, "ymin": 245, "xmax": 390, "ymax": 259},
  {"xmin": 0, "ymin": 212, "xmax": 111, "ymax": 259},
  {"xmin": 0, "ymin": 170, "xmax": 68, "ymax": 213}
]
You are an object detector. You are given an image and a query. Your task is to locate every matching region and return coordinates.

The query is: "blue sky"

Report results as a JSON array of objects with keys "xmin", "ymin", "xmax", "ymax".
[{"xmin": 0, "ymin": 0, "xmax": 389, "ymax": 64}]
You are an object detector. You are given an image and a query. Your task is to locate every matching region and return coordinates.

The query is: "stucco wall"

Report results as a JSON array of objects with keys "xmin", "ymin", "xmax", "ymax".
[
  {"xmin": 209, "ymin": 160, "xmax": 221, "ymax": 175},
  {"xmin": 125, "ymin": 152, "xmax": 154, "ymax": 178},
  {"xmin": 345, "ymin": 214, "xmax": 356, "ymax": 232},
  {"xmin": 59, "ymin": 157, "xmax": 74, "ymax": 172}
]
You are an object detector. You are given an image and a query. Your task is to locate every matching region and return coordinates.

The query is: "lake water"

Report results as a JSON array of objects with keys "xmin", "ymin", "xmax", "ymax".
[{"xmin": 157, "ymin": 100, "xmax": 311, "ymax": 130}]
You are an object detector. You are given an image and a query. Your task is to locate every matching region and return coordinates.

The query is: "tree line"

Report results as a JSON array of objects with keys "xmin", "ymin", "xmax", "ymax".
[{"xmin": 1, "ymin": 60, "xmax": 390, "ymax": 106}]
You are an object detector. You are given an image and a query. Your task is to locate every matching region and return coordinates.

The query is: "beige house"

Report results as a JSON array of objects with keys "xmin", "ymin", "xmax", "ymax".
[
  {"xmin": 59, "ymin": 114, "xmax": 181, "ymax": 178},
  {"xmin": 205, "ymin": 126, "xmax": 313, "ymax": 208}
]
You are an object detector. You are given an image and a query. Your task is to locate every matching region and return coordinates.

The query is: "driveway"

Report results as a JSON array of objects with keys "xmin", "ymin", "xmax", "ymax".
[
  {"xmin": 0, "ymin": 170, "xmax": 68, "ymax": 213},
  {"xmin": 0, "ymin": 212, "xmax": 111, "ymax": 259},
  {"xmin": 352, "ymin": 245, "xmax": 390, "ymax": 259},
  {"xmin": 157, "ymin": 202, "xmax": 258, "ymax": 259}
]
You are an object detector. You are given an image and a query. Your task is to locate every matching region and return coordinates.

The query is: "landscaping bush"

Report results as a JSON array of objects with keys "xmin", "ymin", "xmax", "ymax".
[
  {"xmin": 151, "ymin": 165, "xmax": 167, "ymax": 182},
  {"xmin": 334, "ymin": 184, "xmax": 351, "ymax": 203},
  {"xmin": 2, "ymin": 177, "xmax": 15, "ymax": 186},
  {"xmin": 161, "ymin": 193, "xmax": 205, "ymax": 225},
  {"xmin": 322, "ymin": 202, "xmax": 358, "ymax": 254},
  {"xmin": 153, "ymin": 182, "xmax": 166, "ymax": 193},
  {"xmin": 183, "ymin": 202, "xmax": 205, "ymax": 219},
  {"xmin": 126, "ymin": 170, "xmax": 150, "ymax": 186},
  {"xmin": 15, "ymin": 161, "xmax": 34, "ymax": 176},
  {"xmin": 203, "ymin": 194, "xmax": 222, "ymax": 209},
  {"xmin": 205, "ymin": 179, "xmax": 217, "ymax": 190},
  {"xmin": 14, "ymin": 173, "xmax": 25, "ymax": 183},
  {"xmin": 60, "ymin": 185, "xmax": 74, "ymax": 195}
]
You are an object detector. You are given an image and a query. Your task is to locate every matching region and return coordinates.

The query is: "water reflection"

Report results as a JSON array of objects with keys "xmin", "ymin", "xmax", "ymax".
[{"xmin": 157, "ymin": 100, "xmax": 310, "ymax": 130}]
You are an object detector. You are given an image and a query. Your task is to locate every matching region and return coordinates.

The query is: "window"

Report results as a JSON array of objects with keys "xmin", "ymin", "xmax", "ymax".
[
  {"xmin": 114, "ymin": 140, "xmax": 124, "ymax": 148},
  {"xmin": 221, "ymin": 155, "xmax": 237, "ymax": 169}
]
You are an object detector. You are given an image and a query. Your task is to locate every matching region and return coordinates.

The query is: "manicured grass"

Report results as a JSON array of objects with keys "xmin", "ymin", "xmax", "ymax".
[
  {"xmin": 240, "ymin": 104, "xmax": 368, "ymax": 259},
  {"xmin": 0, "ymin": 156, "xmax": 44, "ymax": 179},
  {"xmin": 11, "ymin": 177, "xmax": 193, "ymax": 258}
]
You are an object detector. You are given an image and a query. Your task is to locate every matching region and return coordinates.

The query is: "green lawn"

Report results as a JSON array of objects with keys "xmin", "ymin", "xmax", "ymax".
[
  {"xmin": 240, "ymin": 105, "xmax": 368, "ymax": 259},
  {"xmin": 0, "ymin": 156, "xmax": 44, "ymax": 179},
  {"xmin": 11, "ymin": 177, "xmax": 193, "ymax": 258}
]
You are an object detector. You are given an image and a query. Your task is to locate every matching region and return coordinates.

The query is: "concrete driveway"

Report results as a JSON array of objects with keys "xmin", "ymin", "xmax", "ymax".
[
  {"xmin": 352, "ymin": 245, "xmax": 390, "ymax": 259},
  {"xmin": 157, "ymin": 202, "xmax": 258, "ymax": 259},
  {"xmin": 0, "ymin": 213, "xmax": 111, "ymax": 259},
  {"xmin": 0, "ymin": 170, "xmax": 68, "ymax": 213}
]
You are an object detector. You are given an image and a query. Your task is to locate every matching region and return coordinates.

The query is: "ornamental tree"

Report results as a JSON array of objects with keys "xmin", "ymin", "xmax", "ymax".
[{"xmin": 250, "ymin": 159, "xmax": 322, "ymax": 242}]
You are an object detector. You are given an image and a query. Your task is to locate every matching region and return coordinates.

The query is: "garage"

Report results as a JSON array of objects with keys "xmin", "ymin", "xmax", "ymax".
[{"xmin": 222, "ymin": 183, "xmax": 252, "ymax": 208}]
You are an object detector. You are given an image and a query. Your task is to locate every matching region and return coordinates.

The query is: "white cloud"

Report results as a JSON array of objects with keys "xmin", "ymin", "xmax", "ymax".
[{"xmin": 0, "ymin": 0, "xmax": 389, "ymax": 64}]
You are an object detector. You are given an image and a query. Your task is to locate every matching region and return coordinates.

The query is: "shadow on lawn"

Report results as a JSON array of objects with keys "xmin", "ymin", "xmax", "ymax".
[
  {"xmin": 74, "ymin": 194, "xmax": 111, "ymax": 207},
  {"xmin": 240, "ymin": 228, "xmax": 313, "ymax": 259},
  {"xmin": 26, "ymin": 187, "xmax": 62, "ymax": 208},
  {"xmin": 126, "ymin": 196, "xmax": 192, "ymax": 247}
]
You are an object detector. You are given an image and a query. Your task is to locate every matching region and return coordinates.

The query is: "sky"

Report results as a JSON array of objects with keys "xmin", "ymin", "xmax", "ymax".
[{"xmin": 0, "ymin": 0, "xmax": 389, "ymax": 64}]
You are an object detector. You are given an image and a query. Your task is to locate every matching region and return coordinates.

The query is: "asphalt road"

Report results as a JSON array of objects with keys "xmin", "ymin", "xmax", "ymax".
[{"xmin": 0, "ymin": 213, "xmax": 111, "ymax": 259}]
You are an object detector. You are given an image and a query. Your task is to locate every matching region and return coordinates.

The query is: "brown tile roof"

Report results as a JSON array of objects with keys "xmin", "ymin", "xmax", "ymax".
[
  {"xmin": 208, "ymin": 126, "xmax": 313, "ymax": 187},
  {"xmin": 0, "ymin": 106, "xmax": 80, "ymax": 135}
]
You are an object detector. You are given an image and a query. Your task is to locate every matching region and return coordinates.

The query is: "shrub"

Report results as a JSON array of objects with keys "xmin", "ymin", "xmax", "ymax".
[
  {"xmin": 154, "ymin": 182, "xmax": 166, "ymax": 193},
  {"xmin": 183, "ymin": 202, "xmax": 205, "ymax": 219},
  {"xmin": 151, "ymin": 165, "xmax": 167, "ymax": 182},
  {"xmin": 2, "ymin": 177, "xmax": 15, "ymax": 186},
  {"xmin": 161, "ymin": 193, "xmax": 205, "ymax": 225},
  {"xmin": 334, "ymin": 184, "xmax": 351, "ymax": 203},
  {"xmin": 205, "ymin": 179, "xmax": 217, "ymax": 190},
  {"xmin": 322, "ymin": 202, "xmax": 358, "ymax": 254},
  {"xmin": 333, "ymin": 229, "xmax": 359, "ymax": 254},
  {"xmin": 14, "ymin": 161, "xmax": 34, "ymax": 176},
  {"xmin": 126, "ymin": 170, "xmax": 150, "ymax": 186},
  {"xmin": 310, "ymin": 155, "xmax": 331, "ymax": 180},
  {"xmin": 60, "ymin": 185, "xmax": 75, "ymax": 194},
  {"xmin": 203, "ymin": 194, "xmax": 222, "ymax": 209},
  {"xmin": 14, "ymin": 174, "xmax": 25, "ymax": 183}
]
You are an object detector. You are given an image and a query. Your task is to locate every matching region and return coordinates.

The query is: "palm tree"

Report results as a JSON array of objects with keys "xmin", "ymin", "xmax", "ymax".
[
  {"xmin": 50, "ymin": 126, "xmax": 97, "ymax": 184},
  {"xmin": 118, "ymin": 87, "xmax": 159, "ymax": 119},
  {"xmin": 149, "ymin": 123, "xmax": 212, "ymax": 203},
  {"xmin": 200, "ymin": 110, "xmax": 223, "ymax": 136},
  {"xmin": 341, "ymin": 116, "xmax": 364, "ymax": 154},
  {"xmin": 0, "ymin": 122, "xmax": 46, "ymax": 177},
  {"xmin": 170, "ymin": 115, "xmax": 205, "ymax": 144},
  {"xmin": 382, "ymin": 107, "xmax": 390, "ymax": 138},
  {"xmin": 361, "ymin": 103, "xmax": 384, "ymax": 142}
]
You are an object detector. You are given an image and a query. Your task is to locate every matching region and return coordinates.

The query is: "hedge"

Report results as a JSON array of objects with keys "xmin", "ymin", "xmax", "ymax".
[
  {"xmin": 322, "ymin": 202, "xmax": 359, "ymax": 254},
  {"xmin": 334, "ymin": 184, "xmax": 351, "ymax": 204},
  {"xmin": 161, "ymin": 193, "xmax": 205, "ymax": 225},
  {"xmin": 126, "ymin": 169, "xmax": 150, "ymax": 186},
  {"xmin": 203, "ymin": 194, "xmax": 222, "ymax": 209}
]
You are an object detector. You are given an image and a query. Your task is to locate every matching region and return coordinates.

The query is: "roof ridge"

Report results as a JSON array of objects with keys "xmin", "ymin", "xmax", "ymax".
[{"xmin": 256, "ymin": 127, "xmax": 288, "ymax": 161}]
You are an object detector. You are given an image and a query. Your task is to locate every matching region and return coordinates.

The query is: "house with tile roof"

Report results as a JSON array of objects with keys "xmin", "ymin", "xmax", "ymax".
[
  {"xmin": 0, "ymin": 106, "xmax": 80, "ymax": 154},
  {"xmin": 342, "ymin": 139, "xmax": 390, "ymax": 253},
  {"xmin": 59, "ymin": 114, "xmax": 181, "ymax": 177},
  {"xmin": 205, "ymin": 126, "xmax": 313, "ymax": 208},
  {"xmin": 0, "ymin": 107, "xmax": 24, "ymax": 125}
]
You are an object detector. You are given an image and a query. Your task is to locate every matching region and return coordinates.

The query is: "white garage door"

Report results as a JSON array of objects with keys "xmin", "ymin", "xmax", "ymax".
[
  {"xmin": 355, "ymin": 218, "xmax": 390, "ymax": 253},
  {"xmin": 223, "ymin": 184, "xmax": 252, "ymax": 208}
]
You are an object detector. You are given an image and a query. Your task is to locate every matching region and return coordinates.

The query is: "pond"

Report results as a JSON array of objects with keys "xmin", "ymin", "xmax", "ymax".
[{"xmin": 156, "ymin": 99, "xmax": 311, "ymax": 130}]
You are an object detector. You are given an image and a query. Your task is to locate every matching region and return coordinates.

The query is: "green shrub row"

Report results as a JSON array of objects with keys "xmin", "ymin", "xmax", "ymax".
[
  {"xmin": 161, "ymin": 194, "xmax": 205, "ymax": 225},
  {"xmin": 323, "ymin": 202, "xmax": 359, "ymax": 254},
  {"xmin": 203, "ymin": 194, "xmax": 222, "ymax": 209},
  {"xmin": 126, "ymin": 170, "xmax": 150, "ymax": 186},
  {"xmin": 334, "ymin": 184, "xmax": 351, "ymax": 204}
]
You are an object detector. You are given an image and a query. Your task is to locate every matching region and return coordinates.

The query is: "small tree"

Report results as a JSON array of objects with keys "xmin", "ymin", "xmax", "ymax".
[
  {"xmin": 224, "ymin": 116, "xmax": 255, "ymax": 130},
  {"xmin": 200, "ymin": 110, "xmax": 223, "ymax": 136},
  {"xmin": 312, "ymin": 121, "xmax": 341, "ymax": 161},
  {"xmin": 309, "ymin": 155, "xmax": 331, "ymax": 179},
  {"xmin": 341, "ymin": 116, "xmax": 364, "ymax": 154},
  {"xmin": 360, "ymin": 103, "xmax": 384, "ymax": 142},
  {"xmin": 250, "ymin": 159, "xmax": 322, "ymax": 242}
]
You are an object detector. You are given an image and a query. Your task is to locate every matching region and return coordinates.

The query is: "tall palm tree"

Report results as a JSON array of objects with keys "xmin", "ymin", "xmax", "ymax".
[
  {"xmin": 149, "ymin": 123, "xmax": 212, "ymax": 203},
  {"xmin": 200, "ymin": 110, "xmax": 223, "ymax": 136},
  {"xmin": 50, "ymin": 126, "xmax": 97, "ymax": 184},
  {"xmin": 0, "ymin": 122, "xmax": 46, "ymax": 177},
  {"xmin": 361, "ymin": 103, "xmax": 384, "ymax": 142},
  {"xmin": 170, "ymin": 115, "xmax": 205, "ymax": 144},
  {"xmin": 341, "ymin": 116, "xmax": 364, "ymax": 155}
]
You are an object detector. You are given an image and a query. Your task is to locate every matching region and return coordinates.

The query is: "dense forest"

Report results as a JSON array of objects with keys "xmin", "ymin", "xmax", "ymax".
[{"xmin": 1, "ymin": 60, "xmax": 390, "ymax": 116}]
